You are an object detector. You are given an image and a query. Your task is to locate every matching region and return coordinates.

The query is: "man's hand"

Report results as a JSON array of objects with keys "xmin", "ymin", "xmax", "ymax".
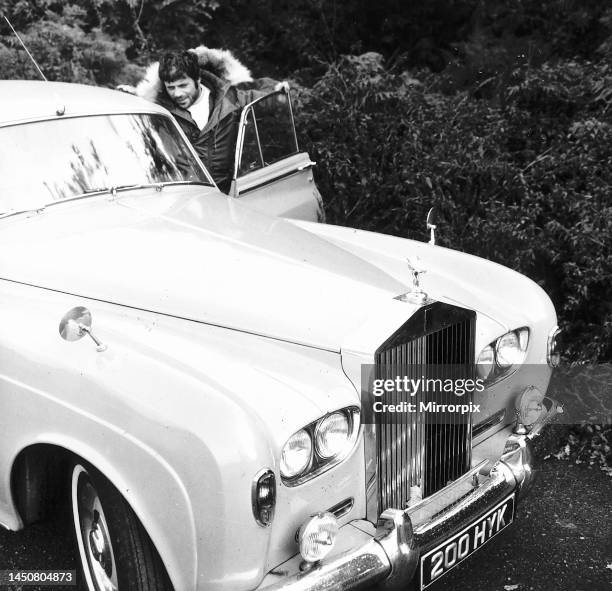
[
  {"xmin": 116, "ymin": 84, "xmax": 137, "ymax": 95},
  {"xmin": 273, "ymin": 81, "xmax": 290, "ymax": 105},
  {"xmin": 274, "ymin": 81, "xmax": 290, "ymax": 93}
]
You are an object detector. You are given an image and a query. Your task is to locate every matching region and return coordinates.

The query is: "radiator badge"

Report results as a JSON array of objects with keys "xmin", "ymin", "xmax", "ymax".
[{"xmin": 396, "ymin": 257, "xmax": 433, "ymax": 305}]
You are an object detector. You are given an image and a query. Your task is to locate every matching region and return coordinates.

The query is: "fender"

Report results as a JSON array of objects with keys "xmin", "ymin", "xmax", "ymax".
[
  {"xmin": 291, "ymin": 220, "xmax": 557, "ymax": 335},
  {"xmin": 0, "ymin": 279, "xmax": 362, "ymax": 591},
  {"xmin": 5, "ymin": 428, "xmax": 196, "ymax": 591}
]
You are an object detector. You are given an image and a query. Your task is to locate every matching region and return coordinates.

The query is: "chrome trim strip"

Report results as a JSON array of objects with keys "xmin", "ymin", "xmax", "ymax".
[
  {"xmin": 405, "ymin": 460, "xmax": 489, "ymax": 528},
  {"xmin": 473, "ymin": 409, "xmax": 506, "ymax": 438},
  {"xmin": 260, "ymin": 539, "xmax": 391, "ymax": 591},
  {"xmin": 546, "ymin": 325, "xmax": 561, "ymax": 367},
  {"xmin": 328, "ymin": 498, "xmax": 355, "ymax": 520}
]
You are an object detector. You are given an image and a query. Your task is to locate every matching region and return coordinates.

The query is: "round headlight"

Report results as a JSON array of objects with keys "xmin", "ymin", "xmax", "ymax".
[
  {"xmin": 476, "ymin": 345, "xmax": 495, "ymax": 380},
  {"xmin": 315, "ymin": 412, "xmax": 350, "ymax": 459},
  {"xmin": 280, "ymin": 429, "xmax": 312, "ymax": 479},
  {"xmin": 515, "ymin": 386, "xmax": 545, "ymax": 426},
  {"xmin": 495, "ymin": 329, "xmax": 527, "ymax": 368},
  {"xmin": 298, "ymin": 512, "xmax": 339, "ymax": 563}
]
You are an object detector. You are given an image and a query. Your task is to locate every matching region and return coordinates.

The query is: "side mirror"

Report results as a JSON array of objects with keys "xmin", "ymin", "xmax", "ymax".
[
  {"xmin": 59, "ymin": 306, "xmax": 107, "ymax": 352},
  {"xmin": 426, "ymin": 207, "xmax": 437, "ymax": 246}
]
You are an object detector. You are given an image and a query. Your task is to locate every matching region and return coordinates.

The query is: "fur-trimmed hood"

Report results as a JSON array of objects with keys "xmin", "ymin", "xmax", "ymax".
[{"xmin": 135, "ymin": 45, "xmax": 253, "ymax": 103}]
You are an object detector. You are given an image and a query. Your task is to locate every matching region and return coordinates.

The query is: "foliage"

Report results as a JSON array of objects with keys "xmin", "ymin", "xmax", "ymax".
[
  {"xmin": 1, "ymin": 1, "xmax": 610, "ymax": 80},
  {"xmin": 551, "ymin": 424, "xmax": 612, "ymax": 476},
  {"xmin": 0, "ymin": 0, "xmax": 219, "ymax": 78},
  {"xmin": 206, "ymin": 0, "xmax": 476, "ymax": 77},
  {"xmin": 295, "ymin": 54, "xmax": 612, "ymax": 362},
  {"xmin": 0, "ymin": 4, "xmax": 130, "ymax": 84}
]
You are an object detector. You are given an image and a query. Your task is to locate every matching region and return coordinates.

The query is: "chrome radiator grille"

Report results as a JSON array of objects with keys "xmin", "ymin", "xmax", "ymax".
[{"xmin": 375, "ymin": 303, "xmax": 476, "ymax": 513}]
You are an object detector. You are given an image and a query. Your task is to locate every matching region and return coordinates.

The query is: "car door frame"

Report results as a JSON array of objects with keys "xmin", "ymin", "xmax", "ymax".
[{"xmin": 228, "ymin": 88, "xmax": 321, "ymax": 221}]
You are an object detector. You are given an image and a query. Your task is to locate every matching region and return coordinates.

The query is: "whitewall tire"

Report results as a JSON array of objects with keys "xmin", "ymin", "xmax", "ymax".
[{"xmin": 70, "ymin": 462, "xmax": 173, "ymax": 591}]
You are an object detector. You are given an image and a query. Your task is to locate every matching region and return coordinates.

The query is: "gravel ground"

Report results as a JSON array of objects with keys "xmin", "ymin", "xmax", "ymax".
[{"xmin": 0, "ymin": 429, "xmax": 610, "ymax": 591}]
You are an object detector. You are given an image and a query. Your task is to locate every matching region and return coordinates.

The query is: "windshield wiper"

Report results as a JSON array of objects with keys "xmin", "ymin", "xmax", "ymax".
[
  {"xmin": 90, "ymin": 184, "xmax": 144, "ymax": 196},
  {"xmin": 0, "ymin": 182, "xmax": 213, "ymax": 219},
  {"xmin": 111, "ymin": 181, "xmax": 212, "ymax": 193},
  {"xmin": 71, "ymin": 184, "xmax": 156, "ymax": 199},
  {"xmin": 150, "ymin": 180, "xmax": 212, "ymax": 188},
  {"xmin": 80, "ymin": 181, "xmax": 211, "ymax": 198}
]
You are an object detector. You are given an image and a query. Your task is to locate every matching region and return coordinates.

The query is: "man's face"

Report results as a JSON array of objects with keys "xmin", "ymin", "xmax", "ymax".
[{"xmin": 164, "ymin": 76, "xmax": 199, "ymax": 109}]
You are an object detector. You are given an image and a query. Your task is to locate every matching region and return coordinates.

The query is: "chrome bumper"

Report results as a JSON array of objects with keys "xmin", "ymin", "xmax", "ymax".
[{"xmin": 259, "ymin": 426, "xmax": 548, "ymax": 591}]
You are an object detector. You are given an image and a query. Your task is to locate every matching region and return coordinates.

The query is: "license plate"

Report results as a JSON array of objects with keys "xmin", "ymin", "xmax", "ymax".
[{"xmin": 420, "ymin": 494, "xmax": 515, "ymax": 589}]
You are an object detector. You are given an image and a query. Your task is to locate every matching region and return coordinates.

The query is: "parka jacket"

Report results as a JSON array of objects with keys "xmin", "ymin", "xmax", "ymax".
[{"xmin": 135, "ymin": 46, "xmax": 276, "ymax": 193}]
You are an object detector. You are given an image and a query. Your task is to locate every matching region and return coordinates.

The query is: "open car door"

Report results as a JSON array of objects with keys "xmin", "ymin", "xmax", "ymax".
[{"xmin": 229, "ymin": 89, "xmax": 323, "ymax": 221}]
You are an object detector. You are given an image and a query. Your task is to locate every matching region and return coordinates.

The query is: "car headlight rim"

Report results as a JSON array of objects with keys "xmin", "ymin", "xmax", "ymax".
[
  {"xmin": 495, "ymin": 330, "xmax": 521, "ymax": 368},
  {"xmin": 280, "ymin": 429, "xmax": 313, "ymax": 479},
  {"xmin": 477, "ymin": 327, "xmax": 530, "ymax": 386},
  {"xmin": 496, "ymin": 327, "xmax": 529, "ymax": 367},
  {"xmin": 314, "ymin": 411, "xmax": 351, "ymax": 460},
  {"xmin": 281, "ymin": 407, "xmax": 360, "ymax": 486}
]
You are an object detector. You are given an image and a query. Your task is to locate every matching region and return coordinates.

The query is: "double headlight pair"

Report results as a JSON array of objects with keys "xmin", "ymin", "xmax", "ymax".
[
  {"xmin": 477, "ymin": 327, "xmax": 529, "ymax": 384},
  {"xmin": 280, "ymin": 407, "xmax": 360, "ymax": 484},
  {"xmin": 252, "ymin": 407, "xmax": 360, "ymax": 527}
]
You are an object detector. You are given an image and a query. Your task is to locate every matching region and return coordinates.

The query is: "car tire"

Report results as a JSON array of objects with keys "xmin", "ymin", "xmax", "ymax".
[{"xmin": 70, "ymin": 461, "xmax": 173, "ymax": 591}]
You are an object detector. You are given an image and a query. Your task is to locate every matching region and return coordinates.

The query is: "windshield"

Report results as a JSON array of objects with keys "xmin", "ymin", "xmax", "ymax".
[{"xmin": 0, "ymin": 113, "xmax": 213, "ymax": 214}]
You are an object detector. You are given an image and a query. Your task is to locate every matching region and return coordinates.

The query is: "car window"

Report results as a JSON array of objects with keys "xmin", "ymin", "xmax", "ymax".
[
  {"xmin": 0, "ymin": 114, "xmax": 212, "ymax": 214},
  {"xmin": 238, "ymin": 108, "xmax": 263, "ymax": 176},
  {"xmin": 237, "ymin": 91, "xmax": 299, "ymax": 177}
]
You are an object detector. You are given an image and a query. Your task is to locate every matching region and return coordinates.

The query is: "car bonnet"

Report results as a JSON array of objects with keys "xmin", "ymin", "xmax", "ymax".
[{"xmin": 0, "ymin": 186, "xmax": 409, "ymax": 352}]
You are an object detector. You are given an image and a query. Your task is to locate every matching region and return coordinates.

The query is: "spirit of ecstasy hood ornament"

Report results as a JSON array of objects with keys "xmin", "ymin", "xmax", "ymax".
[{"xmin": 396, "ymin": 256, "xmax": 432, "ymax": 305}]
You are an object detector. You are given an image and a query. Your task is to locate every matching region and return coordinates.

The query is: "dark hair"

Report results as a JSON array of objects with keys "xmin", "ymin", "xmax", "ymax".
[{"xmin": 158, "ymin": 50, "xmax": 200, "ymax": 84}]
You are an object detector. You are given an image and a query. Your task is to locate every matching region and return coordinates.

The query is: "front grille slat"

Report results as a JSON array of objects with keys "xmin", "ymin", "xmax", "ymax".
[{"xmin": 375, "ymin": 303, "xmax": 475, "ymax": 514}]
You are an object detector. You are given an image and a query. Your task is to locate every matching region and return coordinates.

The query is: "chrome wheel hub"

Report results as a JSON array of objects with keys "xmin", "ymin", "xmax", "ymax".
[{"xmin": 88, "ymin": 513, "xmax": 111, "ymax": 572}]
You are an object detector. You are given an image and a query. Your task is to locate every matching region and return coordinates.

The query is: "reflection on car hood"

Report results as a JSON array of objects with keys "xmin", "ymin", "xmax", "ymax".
[{"xmin": 0, "ymin": 187, "xmax": 409, "ymax": 351}]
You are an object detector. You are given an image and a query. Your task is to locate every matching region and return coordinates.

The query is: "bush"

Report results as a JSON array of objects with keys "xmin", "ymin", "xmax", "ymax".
[
  {"xmin": 552, "ymin": 424, "xmax": 612, "ymax": 476},
  {"xmin": 295, "ymin": 53, "xmax": 612, "ymax": 362},
  {"xmin": 0, "ymin": 8, "xmax": 129, "ymax": 85}
]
